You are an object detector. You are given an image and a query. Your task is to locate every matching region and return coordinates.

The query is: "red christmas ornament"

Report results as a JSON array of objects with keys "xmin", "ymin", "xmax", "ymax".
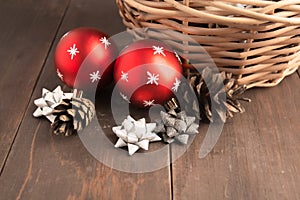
[
  {"xmin": 114, "ymin": 39, "xmax": 182, "ymax": 107},
  {"xmin": 54, "ymin": 27, "xmax": 116, "ymax": 90}
]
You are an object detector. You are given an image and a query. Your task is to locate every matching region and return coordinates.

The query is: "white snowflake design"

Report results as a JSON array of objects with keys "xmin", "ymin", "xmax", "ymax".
[
  {"xmin": 152, "ymin": 46, "xmax": 166, "ymax": 56},
  {"xmin": 143, "ymin": 100, "xmax": 155, "ymax": 107},
  {"xmin": 172, "ymin": 77, "xmax": 181, "ymax": 92},
  {"xmin": 89, "ymin": 71, "xmax": 101, "ymax": 83},
  {"xmin": 100, "ymin": 37, "xmax": 111, "ymax": 49},
  {"xmin": 120, "ymin": 92, "xmax": 130, "ymax": 103},
  {"xmin": 120, "ymin": 71, "xmax": 129, "ymax": 82},
  {"xmin": 56, "ymin": 68, "xmax": 63, "ymax": 81},
  {"xmin": 174, "ymin": 51, "xmax": 182, "ymax": 64},
  {"xmin": 146, "ymin": 71, "xmax": 159, "ymax": 85},
  {"xmin": 67, "ymin": 43, "xmax": 79, "ymax": 60}
]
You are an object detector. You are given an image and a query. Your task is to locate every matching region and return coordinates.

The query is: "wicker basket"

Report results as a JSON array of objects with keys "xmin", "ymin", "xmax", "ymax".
[{"xmin": 116, "ymin": 0, "xmax": 300, "ymax": 88}]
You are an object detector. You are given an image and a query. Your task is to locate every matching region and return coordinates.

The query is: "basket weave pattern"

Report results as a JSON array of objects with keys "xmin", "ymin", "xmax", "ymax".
[{"xmin": 116, "ymin": 0, "xmax": 300, "ymax": 88}]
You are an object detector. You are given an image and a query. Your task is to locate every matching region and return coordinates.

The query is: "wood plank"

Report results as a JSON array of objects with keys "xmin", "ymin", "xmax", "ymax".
[
  {"xmin": 172, "ymin": 73, "xmax": 300, "ymax": 200},
  {"xmin": 0, "ymin": 0, "xmax": 172, "ymax": 199},
  {"xmin": 0, "ymin": 0, "xmax": 69, "ymax": 172}
]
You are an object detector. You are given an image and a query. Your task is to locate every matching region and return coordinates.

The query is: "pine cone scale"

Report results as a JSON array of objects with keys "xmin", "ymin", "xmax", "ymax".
[
  {"xmin": 181, "ymin": 67, "xmax": 250, "ymax": 123},
  {"xmin": 51, "ymin": 97, "xmax": 95, "ymax": 136}
]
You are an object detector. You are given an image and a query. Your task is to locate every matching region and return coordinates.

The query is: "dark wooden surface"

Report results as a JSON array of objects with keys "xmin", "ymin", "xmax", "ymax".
[{"xmin": 0, "ymin": 0, "xmax": 299, "ymax": 199}]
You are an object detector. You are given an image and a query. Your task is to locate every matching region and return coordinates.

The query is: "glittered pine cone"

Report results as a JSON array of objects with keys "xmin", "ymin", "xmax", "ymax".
[
  {"xmin": 182, "ymin": 67, "xmax": 250, "ymax": 123},
  {"xmin": 51, "ymin": 97, "xmax": 95, "ymax": 136}
]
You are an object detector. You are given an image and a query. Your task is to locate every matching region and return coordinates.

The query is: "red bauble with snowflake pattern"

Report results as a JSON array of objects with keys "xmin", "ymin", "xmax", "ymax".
[
  {"xmin": 54, "ymin": 27, "xmax": 116, "ymax": 90},
  {"xmin": 114, "ymin": 39, "xmax": 182, "ymax": 108}
]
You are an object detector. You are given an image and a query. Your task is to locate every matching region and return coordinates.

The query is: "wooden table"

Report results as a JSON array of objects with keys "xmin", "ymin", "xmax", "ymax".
[{"xmin": 0, "ymin": 1, "xmax": 299, "ymax": 199}]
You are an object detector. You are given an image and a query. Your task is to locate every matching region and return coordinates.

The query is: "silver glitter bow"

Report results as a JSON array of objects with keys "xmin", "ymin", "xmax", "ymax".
[{"xmin": 155, "ymin": 110, "xmax": 199, "ymax": 144}]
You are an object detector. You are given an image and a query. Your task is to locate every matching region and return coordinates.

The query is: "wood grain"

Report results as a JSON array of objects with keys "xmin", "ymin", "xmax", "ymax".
[
  {"xmin": 0, "ymin": 0, "xmax": 172, "ymax": 199},
  {"xmin": 172, "ymin": 73, "xmax": 300, "ymax": 200},
  {"xmin": 0, "ymin": 0, "xmax": 299, "ymax": 199},
  {"xmin": 0, "ymin": 0, "xmax": 70, "ymax": 173}
]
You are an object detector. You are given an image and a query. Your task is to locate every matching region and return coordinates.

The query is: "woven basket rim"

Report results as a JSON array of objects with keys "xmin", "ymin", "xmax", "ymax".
[
  {"xmin": 116, "ymin": 0, "xmax": 300, "ymax": 88},
  {"xmin": 122, "ymin": 0, "xmax": 300, "ymax": 25}
]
